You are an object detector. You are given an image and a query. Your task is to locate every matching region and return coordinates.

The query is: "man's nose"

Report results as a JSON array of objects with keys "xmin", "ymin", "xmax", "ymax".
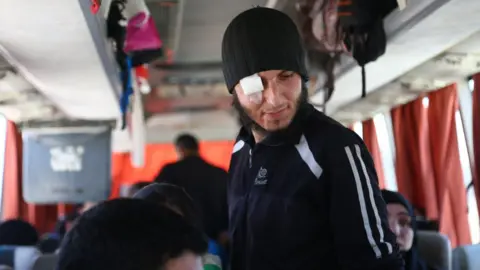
[{"xmin": 262, "ymin": 81, "xmax": 282, "ymax": 106}]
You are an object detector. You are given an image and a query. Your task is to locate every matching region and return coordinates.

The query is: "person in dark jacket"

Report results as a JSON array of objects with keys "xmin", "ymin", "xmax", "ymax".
[
  {"xmin": 382, "ymin": 190, "xmax": 442, "ymax": 270},
  {"xmin": 221, "ymin": 7, "xmax": 403, "ymax": 270},
  {"xmin": 154, "ymin": 133, "xmax": 228, "ymax": 244}
]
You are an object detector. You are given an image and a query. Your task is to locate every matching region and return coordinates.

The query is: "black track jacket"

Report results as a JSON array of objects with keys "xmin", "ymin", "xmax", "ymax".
[{"xmin": 228, "ymin": 104, "xmax": 404, "ymax": 270}]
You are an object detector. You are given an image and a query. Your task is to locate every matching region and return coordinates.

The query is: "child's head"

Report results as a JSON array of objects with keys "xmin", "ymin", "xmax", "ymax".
[{"xmin": 133, "ymin": 183, "xmax": 200, "ymax": 227}]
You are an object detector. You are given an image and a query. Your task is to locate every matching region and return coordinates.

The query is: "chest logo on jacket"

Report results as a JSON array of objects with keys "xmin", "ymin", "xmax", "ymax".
[{"xmin": 254, "ymin": 167, "xmax": 268, "ymax": 186}]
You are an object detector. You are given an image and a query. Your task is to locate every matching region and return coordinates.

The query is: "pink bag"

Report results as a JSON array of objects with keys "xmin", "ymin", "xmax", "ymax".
[{"xmin": 123, "ymin": 12, "xmax": 163, "ymax": 53}]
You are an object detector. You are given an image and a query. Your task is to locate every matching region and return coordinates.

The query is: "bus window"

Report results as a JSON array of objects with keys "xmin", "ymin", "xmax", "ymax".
[
  {"xmin": 374, "ymin": 113, "xmax": 397, "ymax": 191},
  {"xmin": 468, "ymin": 79, "xmax": 474, "ymax": 92},
  {"xmin": 352, "ymin": 121, "xmax": 363, "ymax": 140},
  {"xmin": 455, "ymin": 110, "xmax": 479, "ymax": 243}
]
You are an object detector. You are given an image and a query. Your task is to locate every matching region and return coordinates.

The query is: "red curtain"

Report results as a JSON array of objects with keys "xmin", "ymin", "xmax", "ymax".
[
  {"xmin": 2, "ymin": 121, "xmax": 58, "ymax": 234},
  {"xmin": 428, "ymin": 84, "xmax": 471, "ymax": 246},
  {"xmin": 391, "ymin": 97, "xmax": 438, "ymax": 219},
  {"xmin": 363, "ymin": 119, "xmax": 386, "ymax": 189},
  {"xmin": 110, "ymin": 141, "xmax": 234, "ymax": 198},
  {"xmin": 392, "ymin": 85, "xmax": 471, "ymax": 247},
  {"xmin": 472, "ymin": 74, "xmax": 480, "ymax": 218}
]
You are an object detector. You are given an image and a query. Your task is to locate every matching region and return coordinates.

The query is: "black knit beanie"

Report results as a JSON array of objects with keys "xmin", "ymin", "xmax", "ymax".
[{"xmin": 221, "ymin": 7, "xmax": 309, "ymax": 93}]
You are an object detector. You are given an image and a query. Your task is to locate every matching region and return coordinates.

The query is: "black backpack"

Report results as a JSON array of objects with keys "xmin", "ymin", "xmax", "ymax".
[{"xmin": 337, "ymin": 0, "xmax": 399, "ymax": 98}]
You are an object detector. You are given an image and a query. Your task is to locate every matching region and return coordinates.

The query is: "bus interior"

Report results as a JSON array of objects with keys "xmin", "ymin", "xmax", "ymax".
[{"xmin": 0, "ymin": 0, "xmax": 480, "ymax": 269}]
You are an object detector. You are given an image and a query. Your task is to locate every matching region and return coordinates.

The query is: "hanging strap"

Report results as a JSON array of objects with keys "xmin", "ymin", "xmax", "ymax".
[{"xmin": 120, "ymin": 57, "xmax": 134, "ymax": 129}]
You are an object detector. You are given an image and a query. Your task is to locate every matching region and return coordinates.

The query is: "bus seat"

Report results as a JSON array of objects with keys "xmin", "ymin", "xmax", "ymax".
[
  {"xmin": 32, "ymin": 254, "xmax": 58, "ymax": 270},
  {"xmin": 416, "ymin": 230, "xmax": 452, "ymax": 270},
  {"xmin": 452, "ymin": 244, "xmax": 480, "ymax": 270},
  {"xmin": 0, "ymin": 246, "xmax": 41, "ymax": 269}
]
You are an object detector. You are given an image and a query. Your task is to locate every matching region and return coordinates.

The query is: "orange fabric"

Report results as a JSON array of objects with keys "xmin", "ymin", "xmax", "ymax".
[
  {"xmin": 391, "ymin": 98, "xmax": 439, "ymax": 220},
  {"xmin": 110, "ymin": 141, "xmax": 234, "ymax": 198},
  {"xmin": 428, "ymin": 84, "xmax": 471, "ymax": 246},
  {"xmin": 472, "ymin": 74, "xmax": 480, "ymax": 218},
  {"xmin": 392, "ymin": 85, "xmax": 471, "ymax": 247},
  {"xmin": 363, "ymin": 119, "xmax": 386, "ymax": 188},
  {"xmin": 2, "ymin": 121, "xmax": 58, "ymax": 234},
  {"xmin": 3, "ymin": 121, "xmax": 24, "ymax": 221}
]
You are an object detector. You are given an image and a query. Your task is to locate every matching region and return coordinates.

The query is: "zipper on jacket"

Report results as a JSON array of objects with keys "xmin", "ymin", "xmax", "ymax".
[{"xmin": 248, "ymin": 149, "xmax": 252, "ymax": 168}]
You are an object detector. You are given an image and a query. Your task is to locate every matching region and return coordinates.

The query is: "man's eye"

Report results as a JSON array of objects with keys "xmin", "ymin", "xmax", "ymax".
[{"xmin": 278, "ymin": 72, "xmax": 294, "ymax": 80}]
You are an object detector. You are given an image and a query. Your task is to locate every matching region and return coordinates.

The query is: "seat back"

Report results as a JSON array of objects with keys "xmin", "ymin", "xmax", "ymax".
[
  {"xmin": 32, "ymin": 254, "xmax": 58, "ymax": 270},
  {"xmin": 0, "ymin": 246, "xmax": 41, "ymax": 269},
  {"xmin": 452, "ymin": 244, "xmax": 480, "ymax": 270},
  {"xmin": 416, "ymin": 230, "xmax": 452, "ymax": 270}
]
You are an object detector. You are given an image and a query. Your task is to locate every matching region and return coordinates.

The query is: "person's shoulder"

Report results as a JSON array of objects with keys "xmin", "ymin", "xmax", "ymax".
[
  {"xmin": 210, "ymin": 164, "xmax": 228, "ymax": 174},
  {"xmin": 202, "ymin": 161, "xmax": 228, "ymax": 178},
  {"xmin": 305, "ymin": 107, "xmax": 363, "ymax": 147},
  {"xmin": 162, "ymin": 161, "xmax": 183, "ymax": 171},
  {"xmin": 154, "ymin": 162, "xmax": 178, "ymax": 182}
]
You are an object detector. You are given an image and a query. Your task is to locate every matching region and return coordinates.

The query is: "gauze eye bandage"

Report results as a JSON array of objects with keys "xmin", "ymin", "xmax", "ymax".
[{"xmin": 239, "ymin": 73, "xmax": 264, "ymax": 104}]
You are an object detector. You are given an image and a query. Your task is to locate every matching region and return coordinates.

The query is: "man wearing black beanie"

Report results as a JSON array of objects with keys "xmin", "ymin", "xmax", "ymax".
[{"xmin": 222, "ymin": 7, "xmax": 404, "ymax": 270}]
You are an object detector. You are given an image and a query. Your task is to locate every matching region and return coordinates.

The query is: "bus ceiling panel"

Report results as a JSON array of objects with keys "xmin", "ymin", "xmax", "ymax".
[
  {"xmin": 310, "ymin": 0, "xmax": 466, "ymax": 115},
  {"xmin": 0, "ymin": 71, "xmax": 34, "ymax": 93},
  {"xmin": 149, "ymin": 62, "xmax": 224, "ymax": 86},
  {"xmin": 171, "ymin": 0, "xmax": 265, "ymax": 63},
  {"xmin": 0, "ymin": 0, "xmax": 121, "ymax": 121}
]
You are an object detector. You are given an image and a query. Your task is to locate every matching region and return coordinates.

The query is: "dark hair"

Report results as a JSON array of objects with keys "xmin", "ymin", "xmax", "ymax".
[
  {"xmin": 175, "ymin": 133, "xmax": 199, "ymax": 152},
  {"xmin": 38, "ymin": 233, "xmax": 61, "ymax": 253},
  {"xmin": 0, "ymin": 219, "xmax": 39, "ymax": 246},
  {"xmin": 128, "ymin": 181, "xmax": 151, "ymax": 196},
  {"xmin": 133, "ymin": 183, "xmax": 200, "ymax": 228},
  {"xmin": 57, "ymin": 199, "xmax": 208, "ymax": 270}
]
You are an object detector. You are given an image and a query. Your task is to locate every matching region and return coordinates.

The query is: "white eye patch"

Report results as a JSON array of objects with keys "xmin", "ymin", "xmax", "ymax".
[{"xmin": 240, "ymin": 73, "xmax": 264, "ymax": 96}]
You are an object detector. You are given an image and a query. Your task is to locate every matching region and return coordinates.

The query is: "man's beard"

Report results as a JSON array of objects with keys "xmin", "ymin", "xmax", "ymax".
[{"xmin": 232, "ymin": 86, "xmax": 309, "ymax": 137}]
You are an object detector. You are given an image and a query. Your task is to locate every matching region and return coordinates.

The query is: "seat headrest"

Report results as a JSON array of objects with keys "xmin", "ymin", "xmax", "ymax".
[
  {"xmin": 452, "ymin": 244, "xmax": 480, "ymax": 270},
  {"xmin": 32, "ymin": 254, "xmax": 59, "ymax": 270},
  {"xmin": 416, "ymin": 230, "xmax": 452, "ymax": 270}
]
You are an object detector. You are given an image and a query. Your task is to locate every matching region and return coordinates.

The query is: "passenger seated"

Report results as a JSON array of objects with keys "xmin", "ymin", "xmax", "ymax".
[
  {"xmin": 0, "ymin": 219, "xmax": 39, "ymax": 246},
  {"xmin": 134, "ymin": 183, "xmax": 225, "ymax": 270},
  {"xmin": 57, "ymin": 198, "xmax": 207, "ymax": 270},
  {"xmin": 382, "ymin": 190, "xmax": 443, "ymax": 270},
  {"xmin": 0, "ymin": 220, "xmax": 41, "ymax": 269}
]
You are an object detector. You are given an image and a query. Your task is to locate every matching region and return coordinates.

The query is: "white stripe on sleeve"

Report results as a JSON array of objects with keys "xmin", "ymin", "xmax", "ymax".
[
  {"xmin": 345, "ymin": 145, "xmax": 382, "ymax": 258},
  {"xmin": 295, "ymin": 134, "xmax": 323, "ymax": 178}
]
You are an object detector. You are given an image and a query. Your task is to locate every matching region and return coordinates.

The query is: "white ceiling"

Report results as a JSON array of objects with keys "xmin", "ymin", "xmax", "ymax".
[
  {"xmin": 311, "ymin": 0, "xmax": 480, "ymax": 115},
  {"xmin": 0, "ymin": 0, "xmax": 120, "ymax": 121}
]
